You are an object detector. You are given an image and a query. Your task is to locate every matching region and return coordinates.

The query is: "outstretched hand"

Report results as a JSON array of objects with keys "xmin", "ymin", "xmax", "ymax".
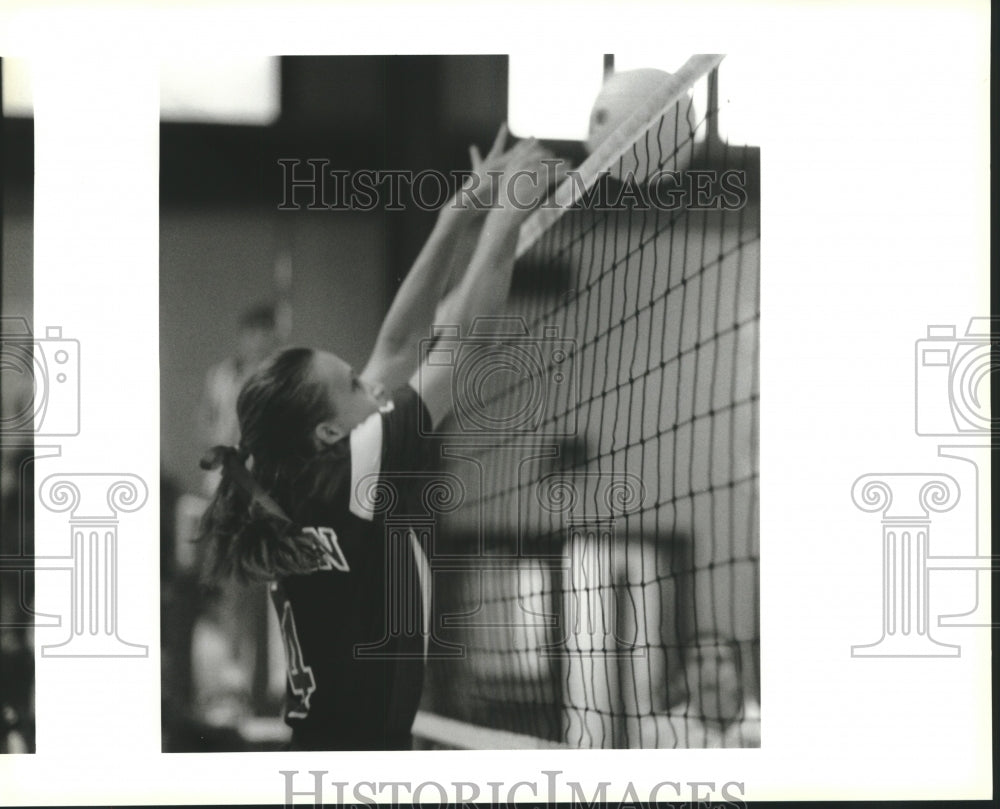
[
  {"xmin": 468, "ymin": 122, "xmax": 510, "ymax": 183},
  {"xmin": 489, "ymin": 134, "xmax": 568, "ymax": 225},
  {"xmin": 458, "ymin": 123, "xmax": 568, "ymax": 219}
]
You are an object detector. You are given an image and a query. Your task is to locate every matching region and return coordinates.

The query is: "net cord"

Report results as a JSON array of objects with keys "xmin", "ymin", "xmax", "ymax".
[{"xmin": 516, "ymin": 53, "xmax": 725, "ymax": 258}]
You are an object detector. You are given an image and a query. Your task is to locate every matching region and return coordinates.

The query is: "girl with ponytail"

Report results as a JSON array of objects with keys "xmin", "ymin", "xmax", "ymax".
[
  {"xmin": 198, "ymin": 347, "xmax": 342, "ymax": 583},
  {"xmin": 197, "ymin": 128, "xmax": 564, "ymax": 750}
]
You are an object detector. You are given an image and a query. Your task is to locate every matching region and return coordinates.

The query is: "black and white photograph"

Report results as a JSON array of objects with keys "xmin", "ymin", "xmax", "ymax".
[
  {"xmin": 158, "ymin": 54, "xmax": 760, "ymax": 753},
  {"xmin": 0, "ymin": 0, "xmax": 992, "ymax": 805}
]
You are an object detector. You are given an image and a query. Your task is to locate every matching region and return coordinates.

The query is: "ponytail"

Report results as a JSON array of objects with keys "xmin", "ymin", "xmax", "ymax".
[
  {"xmin": 196, "ymin": 347, "xmax": 339, "ymax": 583},
  {"xmin": 197, "ymin": 445, "xmax": 322, "ymax": 583}
]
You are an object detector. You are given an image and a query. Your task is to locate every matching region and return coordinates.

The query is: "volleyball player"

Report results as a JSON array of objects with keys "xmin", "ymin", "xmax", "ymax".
[{"xmin": 197, "ymin": 127, "xmax": 564, "ymax": 750}]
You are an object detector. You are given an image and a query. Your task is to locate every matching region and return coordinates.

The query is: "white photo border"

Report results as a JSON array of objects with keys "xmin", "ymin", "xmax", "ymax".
[{"xmin": 0, "ymin": 0, "xmax": 991, "ymax": 804}]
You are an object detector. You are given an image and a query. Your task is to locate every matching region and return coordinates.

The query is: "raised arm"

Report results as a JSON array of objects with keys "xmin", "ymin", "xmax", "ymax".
[
  {"xmin": 359, "ymin": 213, "xmax": 463, "ymax": 395},
  {"xmin": 413, "ymin": 139, "xmax": 566, "ymax": 429},
  {"xmin": 361, "ymin": 125, "xmax": 511, "ymax": 393}
]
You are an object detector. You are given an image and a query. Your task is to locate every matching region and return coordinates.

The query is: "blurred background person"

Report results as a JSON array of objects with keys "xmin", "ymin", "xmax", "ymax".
[
  {"xmin": 187, "ymin": 303, "xmax": 282, "ymax": 739},
  {"xmin": 199, "ymin": 303, "xmax": 280, "ymax": 496},
  {"xmin": 674, "ymin": 636, "xmax": 760, "ymax": 748}
]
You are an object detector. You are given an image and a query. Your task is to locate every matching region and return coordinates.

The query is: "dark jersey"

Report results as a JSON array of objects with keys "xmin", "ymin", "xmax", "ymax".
[{"xmin": 268, "ymin": 385, "xmax": 434, "ymax": 750}]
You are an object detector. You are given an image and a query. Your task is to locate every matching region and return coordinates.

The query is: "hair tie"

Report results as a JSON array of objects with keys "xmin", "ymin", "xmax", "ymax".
[{"xmin": 200, "ymin": 445, "xmax": 291, "ymax": 523}]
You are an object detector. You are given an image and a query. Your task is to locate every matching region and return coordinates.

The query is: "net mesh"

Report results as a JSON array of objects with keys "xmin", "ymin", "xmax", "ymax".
[{"xmin": 419, "ymin": 56, "xmax": 759, "ymax": 749}]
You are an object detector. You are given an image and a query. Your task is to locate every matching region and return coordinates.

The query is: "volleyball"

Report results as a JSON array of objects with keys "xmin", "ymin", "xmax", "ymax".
[{"xmin": 585, "ymin": 68, "xmax": 694, "ymax": 182}]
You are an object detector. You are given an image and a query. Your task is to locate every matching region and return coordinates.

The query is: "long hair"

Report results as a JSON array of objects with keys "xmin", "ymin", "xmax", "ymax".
[{"xmin": 197, "ymin": 347, "xmax": 338, "ymax": 583}]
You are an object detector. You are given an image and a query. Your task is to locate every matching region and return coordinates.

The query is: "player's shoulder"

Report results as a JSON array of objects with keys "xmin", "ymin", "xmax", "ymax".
[
  {"xmin": 379, "ymin": 383, "xmax": 432, "ymax": 439},
  {"xmin": 355, "ymin": 383, "xmax": 429, "ymax": 456}
]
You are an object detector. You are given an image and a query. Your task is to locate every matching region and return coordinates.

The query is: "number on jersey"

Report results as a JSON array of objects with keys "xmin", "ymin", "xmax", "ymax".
[
  {"xmin": 275, "ymin": 596, "xmax": 317, "ymax": 718},
  {"xmin": 303, "ymin": 525, "xmax": 350, "ymax": 572}
]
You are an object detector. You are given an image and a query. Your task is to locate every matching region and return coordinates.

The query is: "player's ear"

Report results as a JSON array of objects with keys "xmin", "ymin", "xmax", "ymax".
[{"xmin": 314, "ymin": 420, "xmax": 344, "ymax": 447}]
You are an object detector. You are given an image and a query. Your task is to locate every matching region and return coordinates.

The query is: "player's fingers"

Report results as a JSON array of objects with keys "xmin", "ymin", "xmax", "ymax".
[
  {"xmin": 469, "ymin": 144, "xmax": 482, "ymax": 169},
  {"xmin": 488, "ymin": 122, "xmax": 508, "ymax": 158}
]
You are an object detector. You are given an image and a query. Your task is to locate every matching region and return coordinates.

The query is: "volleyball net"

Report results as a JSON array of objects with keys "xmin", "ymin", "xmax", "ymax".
[{"xmin": 415, "ymin": 54, "xmax": 760, "ymax": 749}]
